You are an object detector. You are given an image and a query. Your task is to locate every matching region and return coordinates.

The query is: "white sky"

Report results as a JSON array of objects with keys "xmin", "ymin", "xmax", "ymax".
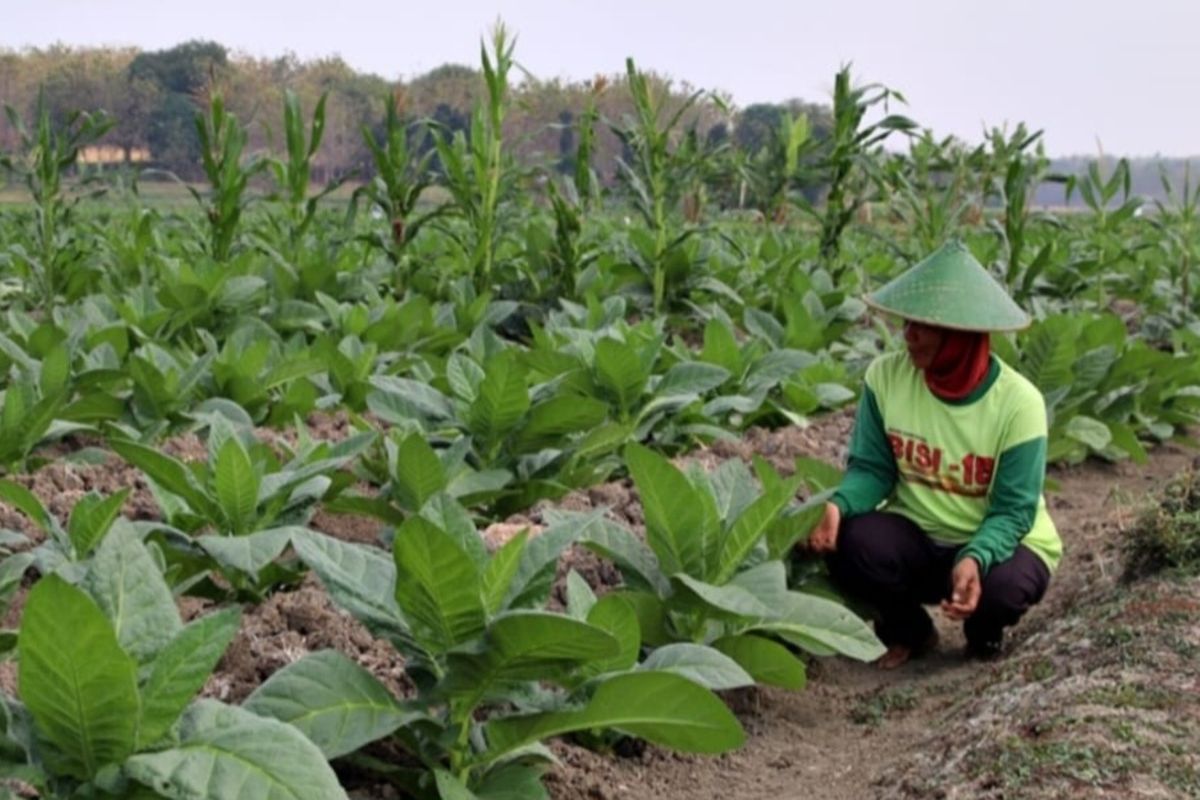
[{"xmin": 5, "ymin": 0, "xmax": 1199, "ymax": 156}]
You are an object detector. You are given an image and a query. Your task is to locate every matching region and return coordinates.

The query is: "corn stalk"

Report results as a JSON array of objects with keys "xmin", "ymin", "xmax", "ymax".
[
  {"xmin": 810, "ymin": 66, "xmax": 915, "ymax": 278},
  {"xmin": 433, "ymin": 22, "xmax": 517, "ymax": 294},
  {"xmin": 0, "ymin": 91, "xmax": 113, "ymax": 308},
  {"xmin": 192, "ymin": 93, "xmax": 266, "ymax": 262},
  {"xmin": 352, "ymin": 92, "xmax": 445, "ymax": 276},
  {"xmin": 611, "ymin": 58, "xmax": 704, "ymax": 312}
]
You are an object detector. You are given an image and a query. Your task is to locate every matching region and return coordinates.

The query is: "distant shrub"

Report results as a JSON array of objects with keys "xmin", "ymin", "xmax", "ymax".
[{"xmin": 1123, "ymin": 469, "xmax": 1200, "ymax": 579}]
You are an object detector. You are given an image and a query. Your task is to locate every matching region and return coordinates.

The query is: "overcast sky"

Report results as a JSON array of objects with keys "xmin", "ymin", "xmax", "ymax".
[{"xmin": 6, "ymin": 0, "xmax": 1198, "ymax": 156}]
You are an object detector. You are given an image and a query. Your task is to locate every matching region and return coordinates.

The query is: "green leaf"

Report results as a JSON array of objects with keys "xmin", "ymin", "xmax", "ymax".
[
  {"xmin": 581, "ymin": 594, "xmax": 640, "ymax": 677},
  {"xmin": 447, "ymin": 611, "xmax": 618, "ymax": 692},
  {"xmin": 481, "ymin": 528, "xmax": 527, "ymax": 616},
  {"xmin": 672, "ymin": 573, "xmax": 773, "ymax": 619},
  {"xmin": 1107, "ymin": 421, "xmax": 1148, "ymax": 464},
  {"xmin": 197, "ymin": 527, "xmax": 295, "ymax": 577},
  {"xmin": 791, "ymin": 457, "xmax": 843, "ymax": 492},
  {"xmin": 512, "ymin": 395, "xmax": 608, "ymax": 453},
  {"xmin": 435, "ymin": 769, "xmax": 479, "ymax": 800},
  {"xmin": 639, "ymin": 644, "xmax": 754, "ymax": 690},
  {"xmin": 544, "ymin": 559, "xmax": 586, "ymax": 614},
  {"xmin": 483, "ymin": 671, "xmax": 744, "ymax": 761},
  {"xmin": 467, "ymin": 356, "xmax": 530, "ymax": 447},
  {"xmin": 504, "ymin": 510, "xmax": 603, "ymax": 609},
  {"xmin": 38, "ymin": 343, "xmax": 70, "ymax": 399},
  {"xmin": 615, "ymin": 590, "xmax": 670, "ymax": 647},
  {"xmin": 393, "ymin": 433, "xmax": 447, "ymax": 512},
  {"xmin": 625, "ymin": 444, "xmax": 713, "ymax": 578},
  {"xmin": 578, "ymin": 518, "xmax": 670, "ymax": 596},
  {"xmin": 67, "ymin": 489, "xmax": 130, "ymax": 559},
  {"xmin": 750, "ymin": 591, "xmax": 884, "ymax": 662},
  {"xmin": 291, "ymin": 531, "xmax": 417, "ymax": 651},
  {"xmin": 654, "ymin": 362, "xmax": 730, "ymax": 398},
  {"xmin": 712, "ymin": 634, "xmax": 806, "ymax": 690},
  {"xmin": 109, "ymin": 440, "xmax": 221, "ymax": 522},
  {"xmin": 700, "ymin": 318, "xmax": 741, "ymax": 374},
  {"xmin": 0, "ymin": 479, "xmax": 54, "ymax": 535},
  {"xmin": 446, "ymin": 353, "xmax": 486, "ymax": 403},
  {"xmin": 125, "ymin": 700, "xmax": 348, "ymax": 800},
  {"xmin": 214, "ymin": 437, "xmax": 259, "ymax": 534},
  {"xmin": 715, "ymin": 481, "xmax": 796, "ymax": 584},
  {"xmin": 139, "ymin": 608, "xmax": 241, "ymax": 748},
  {"xmin": 393, "ymin": 517, "xmax": 485, "ymax": 653},
  {"xmin": 593, "ymin": 338, "xmax": 648, "ymax": 415},
  {"xmin": 244, "ymin": 650, "xmax": 414, "ymax": 760},
  {"xmin": 1064, "ymin": 415, "xmax": 1112, "ymax": 452},
  {"xmin": 85, "ymin": 524, "xmax": 182, "ymax": 665},
  {"xmin": 19, "ymin": 575, "xmax": 139, "ymax": 780}
]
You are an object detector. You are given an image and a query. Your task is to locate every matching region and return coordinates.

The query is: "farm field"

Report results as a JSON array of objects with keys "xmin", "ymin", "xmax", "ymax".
[{"xmin": 0, "ymin": 28, "xmax": 1198, "ymax": 800}]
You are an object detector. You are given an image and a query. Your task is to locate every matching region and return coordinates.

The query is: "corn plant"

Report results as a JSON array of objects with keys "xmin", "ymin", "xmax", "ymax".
[
  {"xmin": 433, "ymin": 23, "xmax": 519, "ymax": 294},
  {"xmin": 810, "ymin": 66, "xmax": 915, "ymax": 277},
  {"xmin": 191, "ymin": 93, "xmax": 266, "ymax": 262},
  {"xmin": 981, "ymin": 124, "xmax": 1065, "ymax": 301},
  {"xmin": 740, "ymin": 110, "xmax": 814, "ymax": 224},
  {"xmin": 1, "ymin": 528, "xmax": 346, "ymax": 799},
  {"xmin": 1151, "ymin": 162, "xmax": 1200, "ymax": 320},
  {"xmin": 883, "ymin": 132, "xmax": 986, "ymax": 256},
  {"xmin": 525, "ymin": 89, "xmax": 604, "ymax": 302},
  {"xmin": 1059, "ymin": 158, "xmax": 1148, "ymax": 306},
  {"xmin": 267, "ymin": 511, "xmax": 744, "ymax": 797},
  {"xmin": 267, "ymin": 90, "xmax": 342, "ymax": 250},
  {"xmin": 353, "ymin": 92, "xmax": 446, "ymax": 277},
  {"xmin": 610, "ymin": 58, "xmax": 706, "ymax": 312},
  {"xmin": 0, "ymin": 92, "xmax": 114, "ymax": 307}
]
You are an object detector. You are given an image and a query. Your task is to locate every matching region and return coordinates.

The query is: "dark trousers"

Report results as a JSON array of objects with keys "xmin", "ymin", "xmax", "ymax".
[{"xmin": 828, "ymin": 511, "xmax": 1050, "ymax": 650}]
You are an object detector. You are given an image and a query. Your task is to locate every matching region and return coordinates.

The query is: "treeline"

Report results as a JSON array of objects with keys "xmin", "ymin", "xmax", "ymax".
[
  {"xmin": 0, "ymin": 40, "xmax": 829, "ymax": 186},
  {"xmin": 2, "ymin": 40, "xmax": 1197, "ymax": 206}
]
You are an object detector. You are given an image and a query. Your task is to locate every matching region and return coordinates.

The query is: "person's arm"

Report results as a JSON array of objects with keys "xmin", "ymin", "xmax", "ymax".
[{"xmin": 831, "ymin": 386, "xmax": 898, "ymax": 517}]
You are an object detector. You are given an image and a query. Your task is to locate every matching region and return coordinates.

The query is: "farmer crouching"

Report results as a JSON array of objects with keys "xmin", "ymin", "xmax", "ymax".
[{"xmin": 806, "ymin": 241, "xmax": 1062, "ymax": 670}]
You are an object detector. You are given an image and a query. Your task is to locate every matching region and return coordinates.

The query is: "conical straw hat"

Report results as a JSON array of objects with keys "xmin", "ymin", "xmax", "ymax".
[{"xmin": 864, "ymin": 240, "xmax": 1030, "ymax": 332}]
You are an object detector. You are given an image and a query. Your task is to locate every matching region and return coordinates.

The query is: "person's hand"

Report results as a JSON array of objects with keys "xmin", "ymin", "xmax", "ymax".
[
  {"xmin": 805, "ymin": 502, "xmax": 842, "ymax": 554},
  {"xmin": 941, "ymin": 557, "xmax": 981, "ymax": 620}
]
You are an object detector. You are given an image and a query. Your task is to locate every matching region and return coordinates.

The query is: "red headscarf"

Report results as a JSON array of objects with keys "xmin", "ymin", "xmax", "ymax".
[{"xmin": 924, "ymin": 329, "xmax": 991, "ymax": 400}]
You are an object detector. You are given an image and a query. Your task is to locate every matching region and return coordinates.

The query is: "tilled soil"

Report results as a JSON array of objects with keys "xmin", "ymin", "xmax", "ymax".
[{"xmin": 0, "ymin": 414, "xmax": 1194, "ymax": 799}]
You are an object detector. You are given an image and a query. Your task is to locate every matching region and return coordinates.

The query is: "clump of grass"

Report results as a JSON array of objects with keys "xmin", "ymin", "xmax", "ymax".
[
  {"xmin": 849, "ymin": 685, "xmax": 919, "ymax": 726},
  {"xmin": 1122, "ymin": 469, "xmax": 1200, "ymax": 579}
]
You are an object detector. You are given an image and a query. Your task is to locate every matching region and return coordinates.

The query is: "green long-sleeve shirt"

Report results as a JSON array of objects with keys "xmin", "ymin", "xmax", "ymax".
[{"xmin": 831, "ymin": 353, "xmax": 1061, "ymax": 575}]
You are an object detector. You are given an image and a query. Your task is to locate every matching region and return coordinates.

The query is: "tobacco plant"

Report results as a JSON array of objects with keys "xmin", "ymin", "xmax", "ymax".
[
  {"xmin": 109, "ymin": 420, "xmax": 372, "ymax": 596},
  {"xmin": 0, "ymin": 525, "xmax": 346, "ymax": 799},
  {"xmin": 266, "ymin": 510, "xmax": 744, "ymax": 798},
  {"xmin": 578, "ymin": 446, "xmax": 884, "ymax": 688}
]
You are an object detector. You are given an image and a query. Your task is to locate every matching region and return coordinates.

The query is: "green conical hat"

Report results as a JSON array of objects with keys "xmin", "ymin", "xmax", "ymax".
[{"xmin": 864, "ymin": 240, "xmax": 1030, "ymax": 332}]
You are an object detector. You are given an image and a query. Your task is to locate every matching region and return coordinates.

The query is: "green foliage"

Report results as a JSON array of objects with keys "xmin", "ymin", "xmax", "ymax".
[
  {"xmin": 998, "ymin": 312, "xmax": 1200, "ymax": 464},
  {"xmin": 578, "ymin": 446, "xmax": 883, "ymax": 690},
  {"xmin": 354, "ymin": 92, "xmax": 445, "ymax": 274},
  {"xmin": 0, "ymin": 92, "xmax": 114, "ymax": 307},
  {"xmin": 0, "ymin": 531, "xmax": 318, "ymax": 800},
  {"xmin": 432, "ymin": 23, "xmax": 520, "ymax": 294},
  {"xmin": 109, "ymin": 421, "xmax": 371, "ymax": 594},
  {"xmin": 191, "ymin": 93, "xmax": 266, "ymax": 262},
  {"xmin": 283, "ymin": 511, "xmax": 743, "ymax": 795}
]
